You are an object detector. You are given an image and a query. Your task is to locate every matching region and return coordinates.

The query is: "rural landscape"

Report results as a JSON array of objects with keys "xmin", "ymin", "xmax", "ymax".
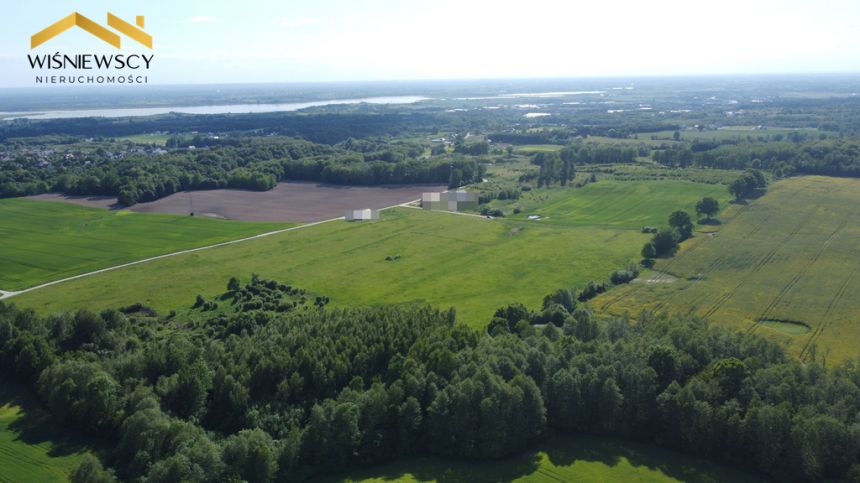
[{"xmin": 4, "ymin": 1, "xmax": 860, "ymax": 482}]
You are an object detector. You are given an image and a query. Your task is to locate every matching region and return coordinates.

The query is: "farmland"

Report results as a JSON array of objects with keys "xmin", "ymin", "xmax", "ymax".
[
  {"xmin": 5, "ymin": 180, "xmax": 736, "ymax": 326},
  {"xmin": 0, "ymin": 198, "xmax": 290, "ymax": 290},
  {"xmin": 128, "ymin": 181, "xmax": 447, "ymax": 222},
  {"xmin": 8, "ymin": 205, "xmax": 646, "ymax": 327},
  {"xmin": 596, "ymin": 176, "xmax": 860, "ymax": 362},
  {"xmin": 329, "ymin": 435, "xmax": 761, "ymax": 483},
  {"xmin": 4, "ymin": 75, "xmax": 860, "ymax": 483}
]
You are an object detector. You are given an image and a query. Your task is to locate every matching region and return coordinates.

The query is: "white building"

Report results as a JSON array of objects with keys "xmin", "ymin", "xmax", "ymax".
[{"xmin": 345, "ymin": 208, "xmax": 380, "ymax": 221}]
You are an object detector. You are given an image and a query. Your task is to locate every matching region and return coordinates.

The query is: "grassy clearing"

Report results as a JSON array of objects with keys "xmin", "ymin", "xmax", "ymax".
[
  {"xmin": 0, "ymin": 383, "xmax": 96, "ymax": 483},
  {"xmin": 325, "ymin": 434, "xmax": 762, "ymax": 483},
  {"xmin": 507, "ymin": 180, "xmax": 731, "ymax": 229},
  {"xmin": 115, "ymin": 133, "xmax": 172, "ymax": 145},
  {"xmin": 514, "ymin": 144, "xmax": 564, "ymax": 153},
  {"xmin": 0, "ymin": 198, "xmax": 291, "ymax": 290},
  {"xmin": 9, "ymin": 207, "xmax": 644, "ymax": 328},
  {"xmin": 596, "ymin": 176, "xmax": 860, "ymax": 362}
]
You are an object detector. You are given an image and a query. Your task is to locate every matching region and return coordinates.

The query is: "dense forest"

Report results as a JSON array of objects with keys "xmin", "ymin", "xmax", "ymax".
[{"xmin": 2, "ymin": 276, "xmax": 860, "ymax": 482}]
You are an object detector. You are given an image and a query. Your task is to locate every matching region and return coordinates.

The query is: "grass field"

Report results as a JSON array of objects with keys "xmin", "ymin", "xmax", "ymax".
[
  {"xmin": 507, "ymin": 180, "xmax": 730, "ymax": 229},
  {"xmin": 8, "ymin": 207, "xmax": 645, "ymax": 327},
  {"xmin": 7, "ymin": 180, "xmax": 732, "ymax": 327},
  {"xmin": 0, "ymin": 199, "xmax": 290, "ymax": 290},
  {"xmin": 325, "ymin": 435, "xmax": 761, "ymax": 483},
  {"xmin": 514, "ymin": 144, "xmax": 564, "ymax": 153},
  {"xmin": 596, "ymin": 176, "xmax": 860, "ymax": 362},
  {"xmin": 0, "ymin": 383, "xmax": 95, "ymax": 483},
  {"xmin": 115, "ymin": 133, "xmax": 172, "ymax": 145}
]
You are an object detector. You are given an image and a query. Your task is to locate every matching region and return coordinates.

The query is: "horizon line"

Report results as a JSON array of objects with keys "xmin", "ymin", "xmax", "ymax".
[{"xmin": 3, "ymin": 71, "xmax": 860, "ymax": 90}]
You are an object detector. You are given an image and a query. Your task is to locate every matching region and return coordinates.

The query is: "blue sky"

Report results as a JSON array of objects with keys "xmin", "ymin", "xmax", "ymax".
[{"xmin": 2, "ymin": 0, "xmax": 859, "ymax": 87}]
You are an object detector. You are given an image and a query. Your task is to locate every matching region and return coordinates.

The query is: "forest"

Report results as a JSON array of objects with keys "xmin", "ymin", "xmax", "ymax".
[
  {"xmin": 652, "ymin": 138, "xmax": 860, "ymax": 177},
  {"xmin": 2, "ymin": 275, "xmax": 860, "ymax": 482},
  {"xmin": 0, "ymin": 136, "xmax": 484, "ymax": 205}
]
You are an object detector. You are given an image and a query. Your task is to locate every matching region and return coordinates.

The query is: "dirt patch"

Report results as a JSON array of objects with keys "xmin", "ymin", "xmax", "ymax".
[
  {"xmin": 633, "ymin": 271, "xmax": 680, "ymax": 284},
  {"xmin": 758, "ymin": 319, "xmax": 812, "ymax": 336},
  {"xmin": 27, "ymin": 193, "xmax": 122, "ymax": 210},
  {"xmin": 27, "ymin": 182, "xmax": 447, "ymax": 222},
  {"xmin": 131, "ymin": 182, "xmax": 448, "ymax": 222}
]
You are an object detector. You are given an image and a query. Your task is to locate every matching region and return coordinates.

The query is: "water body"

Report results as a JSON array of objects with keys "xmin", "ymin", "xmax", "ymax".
[{"xmin": 0, "ymin": 95, "xmax": 429, "ymax": 120}]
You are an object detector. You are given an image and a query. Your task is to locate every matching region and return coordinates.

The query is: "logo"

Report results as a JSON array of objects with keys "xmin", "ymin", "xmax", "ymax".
[
  {"xmin": 28, "ymin": 12, "xmax": 154, "ymax": 85},
  {"xmin": 32, "ymin": 12, "xmax": 152, "ymax": 49}
]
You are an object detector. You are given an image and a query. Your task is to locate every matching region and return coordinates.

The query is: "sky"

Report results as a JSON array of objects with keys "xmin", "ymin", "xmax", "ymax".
[{"xmin": 1, "ymin": 0, "xmax": 859, "ymax": 87}]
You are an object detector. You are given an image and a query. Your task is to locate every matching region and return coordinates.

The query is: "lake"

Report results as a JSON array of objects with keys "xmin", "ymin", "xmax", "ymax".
[{"xmin": 0, "ymin": 95, "xmax": 428, "ymax": 120}]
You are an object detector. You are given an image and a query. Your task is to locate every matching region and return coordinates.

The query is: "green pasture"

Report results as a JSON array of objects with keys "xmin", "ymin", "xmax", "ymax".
[{"xmin": 0, "ymin": 198, "xmax": 290, "ymax": 290}]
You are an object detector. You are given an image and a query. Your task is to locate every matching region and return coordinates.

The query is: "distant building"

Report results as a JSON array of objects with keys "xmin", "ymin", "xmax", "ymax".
[
  {"xmin": 345, "ymin": 208, "xmax": 379, "ymax": 221},
  {"xmin": 421, "ymin": 190, "xmax": 478, "ymax": 212}
]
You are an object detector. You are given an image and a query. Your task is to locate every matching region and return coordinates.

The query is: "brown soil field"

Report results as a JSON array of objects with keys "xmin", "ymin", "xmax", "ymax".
[
  {"xmin": 27, "ymin": 193, "xmax": 121, "ymax": 210},
  {"xmin": 30, "ymin": 182, "xmax": 447, "ymax": 222}
]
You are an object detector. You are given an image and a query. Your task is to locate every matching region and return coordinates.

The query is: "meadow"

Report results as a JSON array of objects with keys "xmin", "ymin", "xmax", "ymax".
[
  {"xmin": 0, "ymin": 199, "xmax": 290, "ymax": 290},
  {"xmin": 8, "ymin": 207, "xmax": 644, "ymax": 328},
  {"xmin": 7, "ymin": 179, "xmax": 731, "ymax": 328},
  {"xmin": 328, "ymin": 435, "xmax": 761, "ymax": 483},
  {"xmin": 596, "ymin": 176, "xmax": 860, "ymax": 362},
  {"xmin": 513, "ymin": 144, "xmax": 564, "ymax": 153},
  {"xmin": 506, "ymin": 180, "xmax": 730, "ymax": 229}
]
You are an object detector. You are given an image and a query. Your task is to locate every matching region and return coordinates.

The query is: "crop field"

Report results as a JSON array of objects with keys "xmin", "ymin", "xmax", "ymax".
[
  {"xmin": 327, "ymin": 435, "xmax": 761, "ymax": 483},
  {"xmin": 0, "ymin": 198, "xmax": 290, "ymax": 290},
  {"xmin": 0, "ymin": 384, "xmax": 94, "ymax": 483},
  {"xmin": 596, "ymin": 176, "xmax": 860, "ymax": 362}
]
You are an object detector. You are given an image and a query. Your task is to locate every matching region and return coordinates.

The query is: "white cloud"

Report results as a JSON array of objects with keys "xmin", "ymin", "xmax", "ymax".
[{"xmin": 189, "ymin": 16, "xmax": 219, "ymax": 23}]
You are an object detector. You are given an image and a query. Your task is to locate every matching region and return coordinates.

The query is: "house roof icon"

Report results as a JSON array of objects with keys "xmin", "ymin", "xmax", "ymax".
[{"xmin": 31, "ymin": 12, "xmax": 152, "ymax": 49}]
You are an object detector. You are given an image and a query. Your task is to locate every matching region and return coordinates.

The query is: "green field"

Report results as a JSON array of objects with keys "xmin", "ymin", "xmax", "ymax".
[
  {"xmin": 513, "ymin": 144, "xmax": 564, "ymax": 153},
  {"xmin": 0, "ymin": 384, "xmax": 95, "ymax": 483},
  {"xmin": 507, "ymin": 180, "xmax": 730, "ymax": 229},
  {"xmin": 8, "ymin": 206, "xmax": 645, "ymax": 327},
  {"xmin": 0, "ymin": 199, "xmax": 290, "ymax": 290},
  {"xmin": 7, "ymin": 181, "xmax": 732, "ymax": 326},
  {"xmin": 115, "ymin": 133, "xmax": 172, "ymax": 145},
  {"xmin": 596, "ymin": 176, "xmax": 860, "ymax": 362},
  {"xmin": 326, "ymin": 435, "xmax": 761, "ymax": 483}
]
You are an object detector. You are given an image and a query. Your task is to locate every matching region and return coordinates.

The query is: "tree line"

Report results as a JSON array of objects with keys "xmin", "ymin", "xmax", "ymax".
[
  {"xmin": 653, "ymin": 139, "xmax": 860, "ymax": 178},
  {"xmin": 0, "ymin": 137, "xmax": 485, "ymax": 205}
]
